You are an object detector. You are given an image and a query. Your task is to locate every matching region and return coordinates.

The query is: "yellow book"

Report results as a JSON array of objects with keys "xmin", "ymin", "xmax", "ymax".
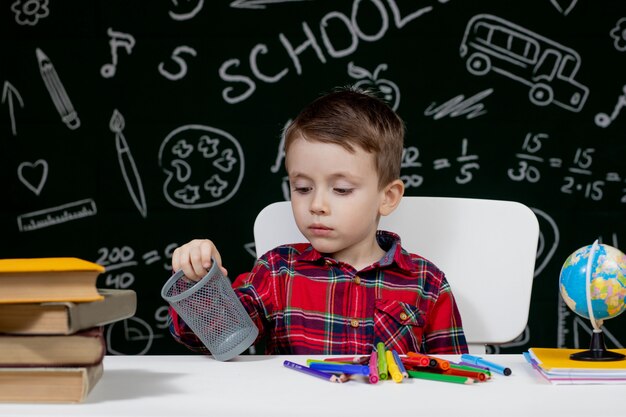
[
  {"xmin": 0, "ymin": 258, "xmax": 105, "ymax": 303},
  {"xmin": 529, "ymin": 348, "xmax": 626, "ymax": 371}
]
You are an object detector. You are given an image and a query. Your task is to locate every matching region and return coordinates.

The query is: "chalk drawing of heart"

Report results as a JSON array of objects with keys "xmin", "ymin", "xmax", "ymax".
[{"xmin": 18, "ymin": 159, "xmax": 48, "ymax": 195}]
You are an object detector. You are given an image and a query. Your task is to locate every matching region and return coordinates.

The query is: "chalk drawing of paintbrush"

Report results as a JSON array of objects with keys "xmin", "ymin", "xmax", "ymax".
[{"xmin": 110, "ymin": 109, "xmax": 147, "ymax": 218}]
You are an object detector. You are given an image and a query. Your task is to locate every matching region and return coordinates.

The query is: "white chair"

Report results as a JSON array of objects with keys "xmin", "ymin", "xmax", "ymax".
[{"xmin": 253, "ymin": 196, "xmax": 539, "ymax": 354}]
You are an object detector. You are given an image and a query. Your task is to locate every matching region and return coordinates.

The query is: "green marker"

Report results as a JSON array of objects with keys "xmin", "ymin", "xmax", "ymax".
[
  {"xmin": 376, "ymin": 342, "xmax": 388, "ymax": 380},
  {"xmin": 449, "ymin": 363, "xmax": 491, "ymax": 378},
  {"xmin": 408, "ymin": 370, "xmax": 475, "ymax": 385}
]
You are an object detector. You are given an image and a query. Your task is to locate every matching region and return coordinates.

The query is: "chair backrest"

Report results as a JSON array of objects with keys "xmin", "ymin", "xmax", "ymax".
[{"xmin": 253, "ymin": 196, "xmax": 539, "ymax": 354}]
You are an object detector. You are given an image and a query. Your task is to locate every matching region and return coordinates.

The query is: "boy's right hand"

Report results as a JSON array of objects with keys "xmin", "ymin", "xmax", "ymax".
[{"xmin": 171, "ymin": 239, "xmax": 228, "ymax": 281}]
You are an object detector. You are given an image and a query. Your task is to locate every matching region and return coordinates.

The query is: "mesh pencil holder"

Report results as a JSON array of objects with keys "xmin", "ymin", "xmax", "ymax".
[{"xmin": 161, "ymin": 259, "xmax": 258, "ymax": 361}]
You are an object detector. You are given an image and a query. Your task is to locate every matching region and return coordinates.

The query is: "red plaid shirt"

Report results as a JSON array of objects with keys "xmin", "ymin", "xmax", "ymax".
[{"xmin": 169, "ymin": 231, "xmax": 467, "ymax": 355}]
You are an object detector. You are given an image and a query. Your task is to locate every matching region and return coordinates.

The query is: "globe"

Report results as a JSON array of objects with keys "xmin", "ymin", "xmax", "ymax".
[
  {"xmin": 560, "ymin": 243, "xmax": 626, "ymax": 321},
  {"xmin": 559, "ymin": 242, "xmax": 626, "ymax": 361}
]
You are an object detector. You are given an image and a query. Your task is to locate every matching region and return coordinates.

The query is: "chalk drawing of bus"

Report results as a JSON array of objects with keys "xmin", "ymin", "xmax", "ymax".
[{"xmin": 459, "ymin": 14, "xmax": 588, "ymax": 112}]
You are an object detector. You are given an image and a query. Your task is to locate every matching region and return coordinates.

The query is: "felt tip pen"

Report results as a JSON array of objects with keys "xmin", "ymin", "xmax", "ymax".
[
  {"xmin": 407, "ymin": 352, "xmax": 449, "ymax": 370},
  {"xmin": 461, "ymin": 354, "xmax": 512, "ymax": 376},
  {"xmin": 283, "ymin": 360, "xmax": 345, "ymax": 383},
  {"xmin": 325, "ymin": 356, "xmax": 369, "ymax": 364},
  {"xmin": 307, "ymin": 359, "xmax": 350, "ymax": 366},
  {"xmin": 400, "ymin": 358, "xmax": 433, "ymax": 369},
  {"xmin": 443, "ymin": 366, "xmax": 488, "ymax": 382},
  {"xmin": 385, "ymin": 350, "xmax": 403, "ymax": 383},
  {"xmin": 309, "ymin": 362, "xmax": 370, "ymax": 376},
  {"xmin": 403, "ymin": 352, "xmax": 432, "ymax": 367},
  {"xmin": 408, "ymin": 369, "xmax": 475, "ymax": 385},
  {"xmin": 450, "ymin": 363, "xmax": 491, "ymax": 379},
  {"xmin": 376, "ymin": 342, "xmax": 388, "ymax": 380},
  {"xmin": 392, "ymin": 350, "xmax": 408, "ymax": 379},
  {"xmin": 368, "ymin": 351, "xmax": 379, "ymax": 384},
  {"xmin": 459, "ymin": 361, "xmax": 492, "ymax": 373}
]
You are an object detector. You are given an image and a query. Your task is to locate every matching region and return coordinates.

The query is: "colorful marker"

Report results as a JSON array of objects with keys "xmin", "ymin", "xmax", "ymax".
[
  {"xmin": 407, "ymin": 352, "xmax": 442, "ymax": 368},
  {"xmin": 325, "ymin": 356, "xmax": 369, "ymax": 364},
  {"xmin": 307, "ymin": 359, "xmax": 351, "ymax": 366},
  {"xmin": 408, "ymin": 369, "xmax": 475, "ymax": 385},
  {"xmin": 443, "ymin": 366, "xmax": 488, "ymax": 382},
  {"xmin": 459, "ymin": 361, "xmax": 492, "ymax": 373},
  {"xmin": 309, "ymin": 362, "xmax": 370, "ymax": 376},
  {"xmin": 283, "ymin": 360, "xmax": 344, "ymax": 383},
  {"xmin": 376, "ymin": 342, "xmax": 388, "ymax": 380},
  {"xmin": 392, "ymin": 350, "xmax": 408, "ymax": 379},
  {"xmin": 431, "ymin": 356, "xmax": 450, "ymax": 371},
  {"xmin": 453, "ymin": 362, "xmax": 491, "ymax": 378},
  {"xmin": 400, "ymin": 358, "xmax": 432, "ymax": 370},
  {"xmin": 368, "ymin": 351, "xmax": 379, "ymax": 384},
  {"xmin": 461, "ymin": 354, "xmax": 512, "ymax": 376},
  {"xmin": 403, "ymin": 354, "xmax": 432, "ymax": 368},
  {"xmin": 385, "ymin": 350, "xmax": 403, "ymax": 383}
]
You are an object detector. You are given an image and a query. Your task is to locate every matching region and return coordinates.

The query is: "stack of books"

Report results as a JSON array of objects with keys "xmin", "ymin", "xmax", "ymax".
[
  {"xmin": 524, "ymin": 347, "xmax": 626, "ymax": 384},
  {"xmin": 0, "ymin": 257, "xmax": 137, "ymax": 403}
]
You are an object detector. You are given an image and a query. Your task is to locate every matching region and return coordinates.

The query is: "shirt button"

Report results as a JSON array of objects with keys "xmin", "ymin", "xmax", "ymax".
[
  {"xmin": 350, "ymin": 319, "xmax": 360, "ymax": 328},
  {"xmin": 399, "ymin": 312, "xmax": 408, "ymax": 321},
  {"xmin": 353, "ymin": 276, "xmax": 361, "ymax": 285}
]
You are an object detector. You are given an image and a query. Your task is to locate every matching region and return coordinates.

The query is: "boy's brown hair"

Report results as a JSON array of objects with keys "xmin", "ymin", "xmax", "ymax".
[{"xmin": 283, "ymin": 87, "xmax": 405, "ymax": 189}]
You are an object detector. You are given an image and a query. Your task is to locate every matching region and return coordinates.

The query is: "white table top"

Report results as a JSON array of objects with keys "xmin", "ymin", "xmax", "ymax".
[{"xmin": 0, "ymin": 354, "xmax": 624, "ymax": 417}]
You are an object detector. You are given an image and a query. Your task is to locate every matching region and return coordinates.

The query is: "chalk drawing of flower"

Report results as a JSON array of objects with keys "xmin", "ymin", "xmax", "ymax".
[
  {"xmin": 610, "ymin": 17, "xmax": 626, "ymax": 51},
  {"xmin": 11, "ymin": 0, "xmax": 49, "ymax": 26}
]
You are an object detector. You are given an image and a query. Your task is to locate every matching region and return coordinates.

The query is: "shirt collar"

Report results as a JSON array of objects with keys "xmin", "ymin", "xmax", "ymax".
[{"xmin": 295, "ymin": 230, "xmax": 414, "ymax": 273}]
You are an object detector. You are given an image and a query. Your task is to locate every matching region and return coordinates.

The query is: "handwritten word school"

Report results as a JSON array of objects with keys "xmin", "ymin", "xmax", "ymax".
[{"xmin": 218, "ymin": 0, "xmax": 447, "ymax": 104}]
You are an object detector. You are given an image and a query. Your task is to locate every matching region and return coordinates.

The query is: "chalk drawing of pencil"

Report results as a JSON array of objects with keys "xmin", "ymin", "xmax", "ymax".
[
  {"xmin": 109, "ymin": 109, "xmax": 147, "ymax": 218},
  {"xmin": 35, "ymin": 48, "xmax": 80, "ymax": 130}
]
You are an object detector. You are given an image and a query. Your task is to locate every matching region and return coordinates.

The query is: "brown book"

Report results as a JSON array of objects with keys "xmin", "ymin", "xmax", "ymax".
[
  {"xmin": 0, "ymin": 327, "xmax": 105, "ymax": 367},
  {"xmin": 0, "ymin": 289, "xmax": 136, "ymax": 335},
  {"xmin": 0, "ymin": 362, "xmax": 103, "ymax": 403},
  {"xmin": 0, "ymin": 257, "xmax": 105, "ymax": 303}
]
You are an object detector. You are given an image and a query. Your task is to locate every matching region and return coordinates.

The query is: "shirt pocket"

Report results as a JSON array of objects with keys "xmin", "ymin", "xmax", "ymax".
[{"xmin": 373, "ymin": 298, "xmax": 425, "ymax": 354}]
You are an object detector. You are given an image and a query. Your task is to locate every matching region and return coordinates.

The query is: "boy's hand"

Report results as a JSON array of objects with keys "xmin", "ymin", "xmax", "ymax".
[{"xmin": 171, "ymin": 239, "xmax": 228, "ymax": 281}]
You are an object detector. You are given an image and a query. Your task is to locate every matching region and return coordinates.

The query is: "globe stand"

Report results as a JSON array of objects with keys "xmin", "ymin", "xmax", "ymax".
[{"xmin": 570, "ymin": 329, "xmax": 626, "ymax": 361}]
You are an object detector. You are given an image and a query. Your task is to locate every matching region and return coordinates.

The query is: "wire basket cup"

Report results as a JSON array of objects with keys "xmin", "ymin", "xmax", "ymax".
[{"xmin": 161, "ymin": 259, "xmax": 258, "ymax": 361}]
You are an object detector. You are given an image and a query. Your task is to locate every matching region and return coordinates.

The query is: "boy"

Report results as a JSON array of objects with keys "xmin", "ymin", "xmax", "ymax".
[{"xmin": 170, "ymin": 88, "xmax": 468, "ymax": 355}]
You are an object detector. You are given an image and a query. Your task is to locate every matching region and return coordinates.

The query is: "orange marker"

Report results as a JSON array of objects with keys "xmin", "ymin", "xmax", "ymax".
[{"xmin": 407, "ymin": 352, "xmax": 449, "ymax": 370}]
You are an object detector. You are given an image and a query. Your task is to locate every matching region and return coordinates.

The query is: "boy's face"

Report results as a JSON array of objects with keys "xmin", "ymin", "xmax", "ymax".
[{"xmin": 285, "ymin": 136, "xmax": 388, "ymax": 266}]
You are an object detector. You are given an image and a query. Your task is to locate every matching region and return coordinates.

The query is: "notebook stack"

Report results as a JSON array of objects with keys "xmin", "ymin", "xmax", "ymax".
[
  {"xmin": 524, "ymin": 347, "xmax": 626, "ymax": 385},
  {"xmin": 0, "ymin": 257, "xmax": 137, "ymax": 403}
]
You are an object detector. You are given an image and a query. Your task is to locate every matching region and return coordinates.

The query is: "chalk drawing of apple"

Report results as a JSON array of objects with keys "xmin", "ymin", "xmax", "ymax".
[{"xmin": 348, "ymin": 61, "xmax": 401, "ymax": 111}]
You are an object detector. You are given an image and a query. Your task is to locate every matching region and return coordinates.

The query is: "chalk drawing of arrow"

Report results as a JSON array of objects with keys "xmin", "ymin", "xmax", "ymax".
[
  {"xmin": 230, "ymin": 0, "xmax": 310, "ymax": 10},
  {"xmin": 2, "ymin": 81, "xmax": 24, "ymax": 136}
]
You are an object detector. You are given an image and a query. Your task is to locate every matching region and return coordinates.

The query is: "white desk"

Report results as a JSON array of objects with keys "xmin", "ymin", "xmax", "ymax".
[{"xmin": 0, "ymin": 355, "xmax": 623, "ymax": 417}]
